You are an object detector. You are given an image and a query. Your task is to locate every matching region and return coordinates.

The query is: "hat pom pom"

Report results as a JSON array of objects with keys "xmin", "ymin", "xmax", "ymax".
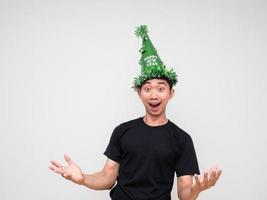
[{"xmin": 135, "ymin": 25, "xmax": 148, "ymax": 39}]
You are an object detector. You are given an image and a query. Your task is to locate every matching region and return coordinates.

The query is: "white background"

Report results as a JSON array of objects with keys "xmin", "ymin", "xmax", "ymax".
[{"xmin": 1, "ymin": 0, "xmax": 267, "ymax": 199}]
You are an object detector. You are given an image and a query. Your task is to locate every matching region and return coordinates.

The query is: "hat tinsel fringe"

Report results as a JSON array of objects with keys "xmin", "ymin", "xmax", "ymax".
[{"xmin": 135, "ymin": 25, "xmax": 148, "ymax": 39}]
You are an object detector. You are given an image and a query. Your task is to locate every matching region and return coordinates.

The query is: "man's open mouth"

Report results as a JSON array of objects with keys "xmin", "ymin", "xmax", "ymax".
[{"xmin": 148, "ymin": 102, "xmax": 161, "ymax": 108}]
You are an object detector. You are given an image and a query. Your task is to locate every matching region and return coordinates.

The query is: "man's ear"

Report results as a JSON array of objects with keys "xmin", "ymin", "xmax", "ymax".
[
  {"xmin": 169, "ymin": 88, "xmax": 175, "ymax": 100},
  {"xmin": 137, "ymin": 88, "xmax": 141, "ymax": 98}
]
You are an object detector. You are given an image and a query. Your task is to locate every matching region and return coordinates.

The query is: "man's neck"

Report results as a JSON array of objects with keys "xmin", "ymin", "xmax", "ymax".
[{"xmin": 143, "ymin": 114, "xmax": 168, "ymax": 126}]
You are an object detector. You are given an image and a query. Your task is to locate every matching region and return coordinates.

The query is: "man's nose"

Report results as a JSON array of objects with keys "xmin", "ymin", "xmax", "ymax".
[{"xmin": 150, "ymin": 89, "xmax": 158, "ymax": 98}]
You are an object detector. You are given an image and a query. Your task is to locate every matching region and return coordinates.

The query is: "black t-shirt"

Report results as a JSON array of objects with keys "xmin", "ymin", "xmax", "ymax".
[{"xmin": 103, "ymin": 117, "xmax": 200, "ymax": 200}]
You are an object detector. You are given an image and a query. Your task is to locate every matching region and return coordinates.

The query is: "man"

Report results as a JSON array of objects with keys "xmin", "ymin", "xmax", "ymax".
[{"xmin": 49, "ymin": 25, "xmax": 222, "ymax": 200}]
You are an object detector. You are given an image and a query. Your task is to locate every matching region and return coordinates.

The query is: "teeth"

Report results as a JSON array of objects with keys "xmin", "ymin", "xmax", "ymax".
[{"xmin": 149, "ymin": 102, "xmax": 160, "ymax": 106}]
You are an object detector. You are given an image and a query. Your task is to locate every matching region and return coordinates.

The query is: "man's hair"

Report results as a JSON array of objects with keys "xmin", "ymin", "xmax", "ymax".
[{"xmin": 137, "ymin": 76, "xmax": 173, "ymax": 91}]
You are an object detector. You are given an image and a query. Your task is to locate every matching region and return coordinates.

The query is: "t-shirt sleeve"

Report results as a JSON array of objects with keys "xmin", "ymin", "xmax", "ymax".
[
  {"xmin": 103, "ymin": 125, "xmax": 122, "ymax": 164},
  {"xmin": 175, "ymin": 134, "xmax": 200, "ymax": 177}
]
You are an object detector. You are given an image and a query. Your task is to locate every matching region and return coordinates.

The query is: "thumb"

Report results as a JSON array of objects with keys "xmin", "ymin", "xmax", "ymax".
[{"xmin": 64, "ymin": 153, "xmax": 72, "ymax": 165}]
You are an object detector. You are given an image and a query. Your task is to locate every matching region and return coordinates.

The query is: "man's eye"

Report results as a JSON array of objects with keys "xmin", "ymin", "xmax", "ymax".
[
  {"xmin": 145, "ymin": 88, "xmax": 150, "ymax": 91},
  {"xmin": 158, "ymin": 87, "xmax": 165, "ymax": 91}
]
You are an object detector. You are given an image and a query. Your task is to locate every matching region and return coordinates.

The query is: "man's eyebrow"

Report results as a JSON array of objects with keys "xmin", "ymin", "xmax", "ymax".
[
  {"xmin": 143, "ymin": 81, "xmax": 150, "ymax": 85},
  {"xmin": 143, "ymin": 81, "xmax": 167, "ymax": 86},
  {"xmin": 157, "ymin": 81, "xmax": 168, "ymax": 85}
]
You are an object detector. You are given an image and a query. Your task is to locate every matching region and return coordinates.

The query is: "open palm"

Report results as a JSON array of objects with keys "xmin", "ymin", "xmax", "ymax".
[
  {"xmin": 49, "ymin": 154, "xmax": 84, "ymax": 184},
  {"xmin": 193, "ymin": 165, "xmax": 222, "ymax": 192}
]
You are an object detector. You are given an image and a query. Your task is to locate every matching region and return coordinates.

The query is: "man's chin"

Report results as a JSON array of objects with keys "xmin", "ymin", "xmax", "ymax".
[{"xmin": 146, "ymin": 109, "xmax": 163, "ymax": 117}]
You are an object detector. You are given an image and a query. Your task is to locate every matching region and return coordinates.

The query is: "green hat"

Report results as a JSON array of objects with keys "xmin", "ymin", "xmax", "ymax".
[{"xmin": 132, "ymin": 25, "xmax": 177, "ymax": 89}]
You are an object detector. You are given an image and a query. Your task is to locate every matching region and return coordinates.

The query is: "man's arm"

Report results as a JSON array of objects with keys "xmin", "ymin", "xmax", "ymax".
[
  {"xmin": 49, "ymin": 154, "xmax": 119, "ymax": 190},
  {"xmin": 81, "ymin": 158, "xmax": 119, "ymax": 190},
  {"xmin": 177, "ymin": 166, "xmax": 222, "ymax": 200}
]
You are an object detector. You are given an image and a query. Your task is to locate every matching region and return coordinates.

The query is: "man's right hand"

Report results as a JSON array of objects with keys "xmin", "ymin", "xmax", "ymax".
[{"xmin": 49, "ymin": 154, "xmax": 84, "ymax": 185}]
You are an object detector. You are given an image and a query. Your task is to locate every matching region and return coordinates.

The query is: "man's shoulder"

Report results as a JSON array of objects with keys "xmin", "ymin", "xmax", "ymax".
[
  {"xmin": 168, "ymin": 120, "xmax": 194, "ymax": 140},
  {"xmin": 117, "ymin": 117, "xmax": 142, "ymax": 128},
  {"xmin": 168, "ymin": 120, "xmax": 186, "ymax": 133},
  {"xmin": 112, "ymin": 117, "xmax": 142, "ymax": 133}
]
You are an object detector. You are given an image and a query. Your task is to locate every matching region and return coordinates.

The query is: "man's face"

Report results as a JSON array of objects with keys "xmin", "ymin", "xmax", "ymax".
[{"xmin": 137, "ymin": 79, "xmax": 175, "ymax": 117}]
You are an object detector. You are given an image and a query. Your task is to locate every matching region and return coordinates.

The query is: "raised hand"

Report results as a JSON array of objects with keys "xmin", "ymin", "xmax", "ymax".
[
  {"xmin": 193, "ymin": 165, "xmax": 222, "ymax": 192},
  {"xmin": 48, "ymin": 154, "xmax": 84, "ymax": 185}
]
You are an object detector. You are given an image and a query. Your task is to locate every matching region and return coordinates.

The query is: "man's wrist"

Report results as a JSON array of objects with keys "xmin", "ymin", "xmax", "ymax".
[
  {"xmin": 190, "ymin": 183, "xmax": 201, "ymax": 199},
  {"xmin": 77, "ymin": 173, "xmax": 86, "ymax": 186}
]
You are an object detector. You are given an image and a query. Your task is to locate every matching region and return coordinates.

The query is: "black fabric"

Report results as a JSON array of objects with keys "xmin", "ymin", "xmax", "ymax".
[{"xmin": 104, "ymin": 117, "xmax": 200, "ymax": 200}]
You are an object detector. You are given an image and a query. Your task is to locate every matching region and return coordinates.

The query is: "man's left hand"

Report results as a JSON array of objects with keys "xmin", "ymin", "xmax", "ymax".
[{"xmin": 193, "ymin": 165, "xmax": 222, "ymax": 193}]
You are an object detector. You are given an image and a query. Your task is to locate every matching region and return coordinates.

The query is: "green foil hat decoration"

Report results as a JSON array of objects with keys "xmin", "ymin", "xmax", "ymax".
[{"xmin": 132, "ymin": 25, "xmax": 177, "ymax": 89}]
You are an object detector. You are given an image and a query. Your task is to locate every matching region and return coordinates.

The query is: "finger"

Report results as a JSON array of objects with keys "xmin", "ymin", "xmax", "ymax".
[
  {"xmin": 50, "ymin": 160, "xmax": 63, "ymax": 168},
  {"xmin": 215, "ymin": 168, "xmax": 222, "ymax": 180},
  {"xmin": 48, "ymin": 164, "xmax": 64, "ymax": 175},
  {"xmin": 208, "ymin": 167, "xmax": 215, "ymax": 179},
  {"xmin": 202, "ymin": 171, "xmax": 209, "ymax": 189},
  {"xmin": 203, "ymin": 171, "xmax": 208, "ymax": 182},
  {"xmin": 48, "ymin": 164, "xmax": 55, "ymax": 171},
  {"xmin": 210, "ymin": 170, "xmax": 216, "ymax": 181},
  {"xmin": 208, "ymin": 166, "xmax": 214, "ymax": 173},
  {"xmin": 64, "ymin": 154, "xmax": 72, "ymax": 165},
  {"xmin": 212, "ymin": 164, "xmax": 219, "ymax": 170},
  {"xmin": 48, "ymin": 163, "xmax": 60, "ymax": 171},
  {"xmin": 212, "ymin": 168, "xmax": 222, "ymax": 185},
  {"xmin": 209, "ymin": 165, "xmax": 219, "ymax": 174},
  {"xmin": 208, "ymin": 170, "xmax": 217, "ymax": 187}
]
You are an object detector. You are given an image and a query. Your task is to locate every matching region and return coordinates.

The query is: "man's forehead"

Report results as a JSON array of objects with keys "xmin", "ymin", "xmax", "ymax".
[{"xmin": 143, "ymin": 79, "xmax": 168, "ymax": 85}]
